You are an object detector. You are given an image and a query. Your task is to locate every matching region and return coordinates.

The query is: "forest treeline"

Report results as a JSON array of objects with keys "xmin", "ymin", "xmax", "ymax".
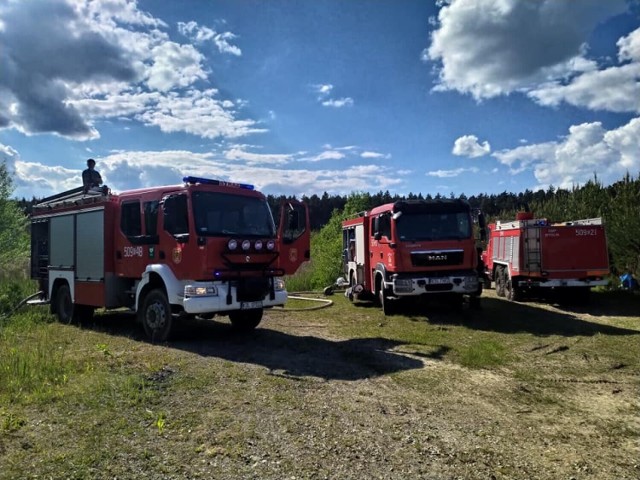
[{"xmin": 4, "ymin": 163, "xmax": 640, "ymax": 286}]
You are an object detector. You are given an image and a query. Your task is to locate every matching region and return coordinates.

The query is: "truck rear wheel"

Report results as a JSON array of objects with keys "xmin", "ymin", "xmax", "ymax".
[
  {"xmin": 229, "ymin": 308, "xmax": 263, "ymax": 331},
  {"xmin": 55, "ymin": 284, "xmax": 75, "ymax": 324},
  {"xmin": 139, "ymin": 289, "xmax": 173, "ymax": 342},
  {"xmin": 504, "ymin": 272, "xmax": 521, "ymax": 302},
  {"xmin": 495, "ymin": 267, "xmax": 506, "ymax": 297}
]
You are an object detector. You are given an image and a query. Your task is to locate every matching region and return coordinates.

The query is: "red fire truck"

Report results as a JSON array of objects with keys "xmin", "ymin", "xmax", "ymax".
[
  {"xmin": 481, "ymin": 212, "xmax": 609, "ymax": 301},
  {"xmin": 341, "ymin": 200, "xmax": 485, "ymax": 314},
  {"xmin": 29, "ymin": 176, "xmax": 310, "ymax": 341}
]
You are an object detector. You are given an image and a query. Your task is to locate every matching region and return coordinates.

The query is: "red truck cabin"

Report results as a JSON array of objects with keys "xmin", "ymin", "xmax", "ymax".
[{"xmin": 342, "ymin": 200, "xmax": 481, "ymax": 308}]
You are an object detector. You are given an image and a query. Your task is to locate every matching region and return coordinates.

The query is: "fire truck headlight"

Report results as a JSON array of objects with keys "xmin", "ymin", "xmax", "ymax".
[
  {"xmin": 228, "ymin": 239, "xmax": 238, "ymax": 251},
  {"xmin": 274, "ymin": 278, "xmax": 285, "ymax": 291},
  {"xmin": 242, "ymin": 240, "xmax": 251, "ymax": 251},
  {"xmin": 184, "ymin": 285, "xmax": 217, "ymax": 298},
  {"xmin": 254, "ymin": 240, "xmax": 263, "ymax": 250},
  {"xmin": 394, "ymin": 278, "xmax": 413, "ymax": 293},
  {"xmin": 267, "ymin": 240, "xmax": 275, "ymax": 250}
]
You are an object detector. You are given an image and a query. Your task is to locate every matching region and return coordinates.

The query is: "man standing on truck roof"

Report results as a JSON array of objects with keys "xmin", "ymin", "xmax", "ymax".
[{"xmin": 82, "ymin": 158, "xmax": 104, "ymax": 194}]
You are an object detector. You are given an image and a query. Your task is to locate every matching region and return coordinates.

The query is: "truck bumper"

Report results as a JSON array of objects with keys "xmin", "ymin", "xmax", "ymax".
[
  {"xmin": 386, "ymin": 273, "xmax": 480, "ymax": 296},
  {"xmin": 181, "ymin": 281, "xmax": 288, "ymax": 314},
  {"xmin": 516, "ymin": 279, "xmax": 609, "ymax": 288}
]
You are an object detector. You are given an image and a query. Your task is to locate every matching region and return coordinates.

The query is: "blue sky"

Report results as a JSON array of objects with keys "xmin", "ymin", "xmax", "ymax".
[{"xmin": 0, "ymin": 0, "xmax": 639, "ymax": 199}]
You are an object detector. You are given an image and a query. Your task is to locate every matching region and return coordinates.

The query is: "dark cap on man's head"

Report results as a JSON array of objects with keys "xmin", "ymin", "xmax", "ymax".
[{"xmin": 87, "ymin": 158, "xmax": 96, "ymax": 166}]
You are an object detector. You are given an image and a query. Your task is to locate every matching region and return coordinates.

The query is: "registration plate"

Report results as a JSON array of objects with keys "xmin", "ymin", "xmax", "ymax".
[
  {"xmin": 241, "ymin": 301, "xmax": 263, "ymax": 310},
  {"xmin": 428, "ymin": 277, "xmax": 450, "ymax": 285}
]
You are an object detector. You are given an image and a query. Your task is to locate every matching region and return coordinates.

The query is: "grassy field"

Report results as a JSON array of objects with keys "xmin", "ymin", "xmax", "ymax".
[{"xmin": 0, "ymin": 288, "xmax": 639, "ymax": 479}]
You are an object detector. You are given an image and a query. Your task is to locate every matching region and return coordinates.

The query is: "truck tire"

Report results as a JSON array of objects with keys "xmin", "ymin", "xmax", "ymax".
[
  {"xmin": 139, "ymin": 289, "xmax": 173, "ymax": 342},
  {"xmin": 379, "ymin": 287, "xmax": 394, "ymax": 316},
  {"xmin": 504, "ymin": 272, "xmax": 521, "ymax": 302},
  {"xmin": 229, "ymin": 308, "xmax": 263, "ymax": 332},
  {"xmin": 495, "ymin": 267, "xmax": 506, "ymax": 297},
  {"xmin": 55, "ymin": 283, "xmax": 75, "ymax": 324}
]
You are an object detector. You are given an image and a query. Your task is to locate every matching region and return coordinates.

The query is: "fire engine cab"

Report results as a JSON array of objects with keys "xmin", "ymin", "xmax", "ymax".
[
  {"xmin": 30, "ymin": 176, "xmax": 310, "ymax": 341},
  {"xmin": 342, "ymin": 199, "xmax": 485, "ymax": 314}
]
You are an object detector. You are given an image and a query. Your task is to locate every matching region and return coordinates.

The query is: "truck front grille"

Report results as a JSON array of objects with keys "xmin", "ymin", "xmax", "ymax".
[{"xmin": 411, "ymin": 250, "xmax": 464, "ymax": 267}]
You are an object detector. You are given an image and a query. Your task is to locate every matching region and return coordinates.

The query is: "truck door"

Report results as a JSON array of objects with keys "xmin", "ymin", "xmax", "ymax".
[
  {"xmin": 115, "ymin": 200, "xmax": 148, "ymax": 278},
  {"xmin": 277, "ymin": 200, "xmax": 310, "ymax": 275},
  {"xmin": 158, "ymin": 193, "xmax": 201, "ymax": 280}
]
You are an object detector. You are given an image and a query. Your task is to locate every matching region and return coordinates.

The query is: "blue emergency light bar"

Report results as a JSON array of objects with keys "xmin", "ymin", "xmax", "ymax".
[{"xmin": 183, "ymin": 176, "xmax": 255, "ymax": 190}]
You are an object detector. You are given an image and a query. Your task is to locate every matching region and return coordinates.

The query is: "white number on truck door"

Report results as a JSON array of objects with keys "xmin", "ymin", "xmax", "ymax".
[
  {"xmin": 576, "ymin": 229, "xmax": 597, "ymax": 236},
  {"xmin": 124, "ymin": 246, "xmax": 143, "ymax": 257}
]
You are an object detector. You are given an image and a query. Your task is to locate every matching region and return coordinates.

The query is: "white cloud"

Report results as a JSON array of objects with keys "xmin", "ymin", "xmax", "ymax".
[
  {"xmin": 146, "ymin": 42, "xmax": 208, "ymax": 92},
  {"xmin": 224, "ymin": 147, "xmax": 293, "ymax": 165},
  {"xmin": 360, "ymin": 151, "xmax": 390, "ymax": 159},
  {"xmin": 312, "ymin": 83, "xmax": 353, "ymax": 108},
  {"xmin": 493, "ymin": 117, "xmax": 640, "ymax": 189},
  {"xmin": 313, "ymin": 84, "xmax": 334, "ymax": 96},
  {"xmin": 321, "ymin": 97, "xmax": 354, "ymax": 108},
  {"xmin": 426, "ymin": 0, "xmax": 629, "ymax": 100},
  {"xmin": 0, "ymin": 0, "xmax": 255, "ymax": 141},
  {"xmin": 452, "ymin": 135, "xmax": 491, "ymax": 158},
  {"xmin": 178, "ymin": 21, "xmax": 242, "ymax": 56},
  {"xmin": 135, "ymin": 89, "xmax": 267, "ymax": 139},
  {"xmin": 528, "ymin": 28, "xmax": 640, "ymax": 113},
  {"xmin": 427, "ymin": 167, "xmax": 479, "ymax": 178},
  {"xmin": 303, "ymin": 150, "xmax": 346, "ymax": 162}
]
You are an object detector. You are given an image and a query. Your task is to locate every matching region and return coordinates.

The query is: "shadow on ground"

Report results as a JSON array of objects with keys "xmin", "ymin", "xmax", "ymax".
[
  {"xmin": 79, "ymin": 311, "xmax": 425, "ymax": 381},
  {"xmin": 398, "ymin": 295, "xmax": 640, "ymax": 337}
]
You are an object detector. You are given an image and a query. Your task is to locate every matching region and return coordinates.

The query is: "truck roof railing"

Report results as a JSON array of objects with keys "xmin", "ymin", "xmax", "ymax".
[
  {"xmin": 33, "ymin": 187, "xmax": 110, "ymax": 212},
  {"xmin": 183, "ymin": 176, "xmax": 254, "ymax": 191}
]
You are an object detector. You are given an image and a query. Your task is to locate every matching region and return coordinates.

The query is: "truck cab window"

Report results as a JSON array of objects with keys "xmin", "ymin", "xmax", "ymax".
[
  {"xmin": 144, "ymin": 200, "xmax": 159, "ymax": 235},
  {"xmin": 121, "ymin": 201, "xmax": 142, "ymax": 236},
  {"xmin": 378, "ymin": 213, "xmax": 391, "ymax": 240},
  {"xmin": 163, "ymin": 194, "xmax": 189, "ymax": 235},
  {"xmin": 282, "ymin": 202, "xmax": 307, "ymax": 244}
]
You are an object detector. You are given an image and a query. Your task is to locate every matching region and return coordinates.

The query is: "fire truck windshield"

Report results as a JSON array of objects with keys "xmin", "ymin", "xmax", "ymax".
[
  {"xmin": 395, "ymin": 212, "xmax": 471, "ymax": 242},
  {"xmin": 192, "ymin": 191, "xmax": 276, "ymax": 237}
]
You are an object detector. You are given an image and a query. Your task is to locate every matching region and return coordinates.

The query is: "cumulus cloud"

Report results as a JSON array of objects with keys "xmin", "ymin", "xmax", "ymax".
[
  {"xmin": 135, "ymin": 89, "xmax": 266, "ymax": 139},
  {"xmin": 0, "ymin": 0, "xmax": 137, "ymax": 139},
  {"xmin": 178, "ymin": 21, "xmax": 242, "ymax": 56},
  {"xmin": 528, "ymin": 28, "xmax": 640, "ymax": 113},
  {"xmin": 0, "ymin": 0, "xmax": 255, "ymax": 141},
  {"xmin": 493, "ymin": 117, "xmax": 640, "ymax": 189},
  {"xmin": 427, "ymin": 167, "xmax": 479, "ymax": 178},
  {"xmin": 312, "ymin": 83, "xmax": 354, "ymax": 108},
  {"xmin": 360, "ymin": 151, "xmax": 390, "ymax": 159},
  {"xmin": 224, "ymin": 147, "xmax": 293, "ymax": 165},
  {"xmin": 303, "ymin": 150, "xmax": 346, "ymax": 162},
  {"xmin": 426, "ymin": 0, "xmax": 629, "ymax": 100},
  {"xmin": 321, "ymin": 97, "xmax": 354, "ymax": 108},
  {"xmin": 452, "ymin": 135, "xmax": 491, "ymax": 157}
]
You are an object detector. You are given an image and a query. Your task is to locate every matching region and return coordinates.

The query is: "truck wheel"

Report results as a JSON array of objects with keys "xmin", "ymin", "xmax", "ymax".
[
  {"xmin": 139, "ymin": 289, "xmax": 173, "ymax": 342},
  {"xmin": 229, "ymin": 308, "xmax": 263, "ymax": 332},
  {"xmin": 504, "ymin": 273, "xmax": 521, "ymax": 302},
  {"xmin": 379, "ymin": 287, "xmax": 394, "ymax": 316},
  {"xmin": 495, "ymin": 268, "xmax": 506, "ymax": 297},
  {"xmin": 55, "ymin": 284, "xmax": 75, "ymax": 324}
]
